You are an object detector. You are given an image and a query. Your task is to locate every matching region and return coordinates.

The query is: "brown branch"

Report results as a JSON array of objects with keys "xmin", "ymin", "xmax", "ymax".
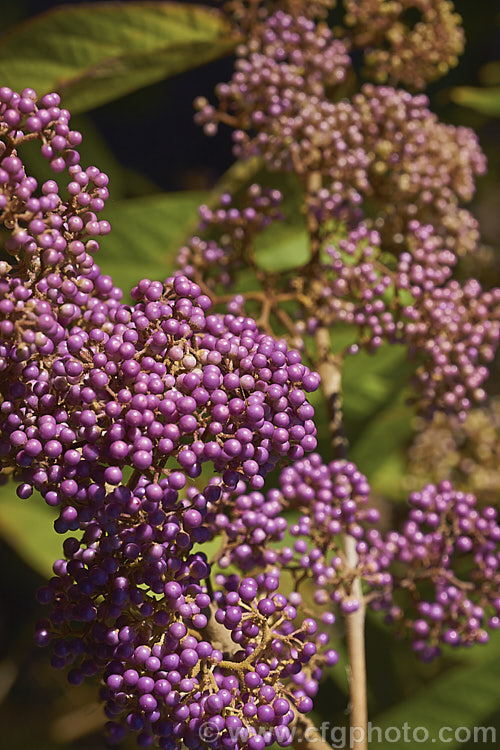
[
  {"xmin": 218, "ymin": 622, "xmax": 271, "ymax": 672},
  {"xmin": 199, "ymin": 600, "xmax": 240, "ymax": 658},
  {"xmin": 306, "ymin": 171, "xmax": 323, "ymax": 267},
  {"xmin": 314, "ymin": 326, "xmax": 367, "ymax": 750},
  {"xmin": 343, "ymin": 535, "xmax": 368, "ymax": 750},
  {"xmin": 314, "ymin": 327, "xmax": 348, "ymax": 460}
]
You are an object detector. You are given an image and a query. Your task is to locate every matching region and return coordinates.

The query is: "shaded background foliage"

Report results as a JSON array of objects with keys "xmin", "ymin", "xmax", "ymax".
[{"xmin": 0, "ymin": 1, "xmax": 499, "ymax": 748}]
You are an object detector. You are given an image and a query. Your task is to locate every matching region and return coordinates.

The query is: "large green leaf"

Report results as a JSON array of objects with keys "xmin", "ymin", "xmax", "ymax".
[
  {"xmin": 97, "ymin": 191, "xmax": 207, "ymax": 296},
  {"xmin": 342, "ymin": 345, "xmax": 414, "ymax": 498},
  {"xmin": 0, "ymin": 484, "xmax": 64, "ymax": 577},
  {"xmin": 375, "ymin": 654, "xmax": 500, "ymax": 749},
  {"xmin": 0, "ymin": 2, "xmax": 235, "ymax": 113},
  {"xmin": 450, "ymin": 86, "xmax": 500, "ymax": 116}
]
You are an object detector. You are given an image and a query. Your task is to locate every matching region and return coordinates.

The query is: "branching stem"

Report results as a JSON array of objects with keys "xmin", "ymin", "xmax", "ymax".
[{"xmin": 314, "ymin": 326, "xmax": 368, "ymax": 750}]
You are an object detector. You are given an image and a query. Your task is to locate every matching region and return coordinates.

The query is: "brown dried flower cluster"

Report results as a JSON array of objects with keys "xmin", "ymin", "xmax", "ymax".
[{"xmin": 407, "ymin": 398, "xmax": 500, "ymax": 502}]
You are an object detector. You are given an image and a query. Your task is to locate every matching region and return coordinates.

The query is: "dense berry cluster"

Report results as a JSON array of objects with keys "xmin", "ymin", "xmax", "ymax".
[
  {"xmin": 343, "ymin": 0, "xmax": 464, "ymax": 89},
  {"xmin": 0, "ymin": 265, "xmax": 320, "ymax": 510},
  {"xmin": 402, "ymin": 277, "xmax": 500, "ymax": 417},
  {"xmin": 197, "ymin": 9, "xmax": 481, "ymax": 256},
  {"xmin": 0, "ymin": 87, "xmax": 111, "ymax": 268},
  {"xmin": 353, "ymin": 84, "xmax": 485, "ymax": 256},
  {"xmin": 209, "ymin": 481, "xmax": 289, "ymax": 571},
  {"xmin": 315, "ymin": 222, "xmax": 500, "ymax": 417},
  {"xmin": 37, "ymin": 479, "xmax": 325, "ymax": 749},
  {"xmin": 310, "ymin": 222, "xmax": 395, "ymax": 345},
  {"xmin": 195, "ymin": 11, "xmax": 369, "ymax": 215},
  {"xmin": 210, "ymin": 451, "xmax": 383, "ymax": 615},
  {"xmin": 0, "ymin": 86, "xmax": 332, "ymax": 749}
]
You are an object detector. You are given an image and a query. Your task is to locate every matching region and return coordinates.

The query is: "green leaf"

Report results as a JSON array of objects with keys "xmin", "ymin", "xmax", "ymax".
[
  {"xmin": 254, "ymin": 174, "xmax": 309, "ymax": 271},
  {"xmin": 0, "ymin": 484, "xmax": 64, "ymax": 577},
  {"xmin": 375, "ymin": 655, "xmax": 500, "ymax": 749},
  {"xmin": 0, "ymin": 2, "xmax": 235, "ymax": 113},
  {"xmin": 450, "ymin": 86, "xmax": 500, "ymax": 116},
  {"xmin": 343, "ymin": 344, "xmax": 412, "ymax": 429},
  {"xmin": 343, "ymin": 345, "xmax": 414, "ymax": 498},
  {"xmin": 97, "ymin": 191, "xmax": 207, "ymax": 296},
  {"xmin": 255, "ymin": 224, "xmax": 309, "ymax": 272}
]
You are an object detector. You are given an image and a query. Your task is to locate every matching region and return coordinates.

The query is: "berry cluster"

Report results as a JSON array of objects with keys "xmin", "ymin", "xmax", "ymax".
[
  {"xmin": 343, "ymin": 0, "xmax": 464, "ymax": 89},
  {"xmin": 0, "ymin": 87, "xmax": 330, "ymax": 749},
  {"xmin": 197, "ymin": 9, "xmax": 482, "ymax": 256},
  {"xmin": 402, "ymin": 277, "xmax": 500, "ymax": 417},
  {"xmin": 310, "ymin": 222, "xmax": 395, "ymax": 346},
  {"xmin": 316, "ymin": 222, "xmax": 500, "ymax": 417},
  {"xmin": 189, "ymin": 3, "xmax": 500, "ymax": 419},
  {"xmin": 0, "ymin": 87, "xmax": 111, "ymax": 268},
  {"xmin": 37, "ymin": 480, "xmax": 325, "ymax": 749},
  {"xmin": 209, "ymin": 481, "xmax": 289, "ymax": 571},
  {"xmin": 353, "ymin": 84, "xmax": 486, "ymax": 256},
  {"xmin": 180, "ymin": 184, "xmax": 500, "ymax": 418},
  {"xmin": 195, "ymin": 11, "xmax": 369, "ymax": 215},
  {"xmin": 210, "ymin": 454, "xmax": 500, "ymax": 666},
  {"xmin": 178, "ymin": 185, "xmax": 283, "ymax": 290},
  {"xmin": 208, "ymin": 451, "xmax": 383, "ymax": 616},
  {"xmin": 275, "ymin": 453, "xmax": 387, "ymax": 614},
  {"xmin": 1, "ymin": 266, "xmax": 320, "ymax": 509},
  {"xmin": 369, "ymin": 482, "xmax": 500, "ymax": 661}
]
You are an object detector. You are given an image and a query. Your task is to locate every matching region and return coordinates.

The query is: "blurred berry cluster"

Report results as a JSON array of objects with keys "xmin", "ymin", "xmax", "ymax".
[
  {"xmin": 187, "ymin": 1, "xmax": 499, "ymax": 420},
  {"xmin": 181, "ymin": 196, "xmax": 500, "ymax": 418},
  {"xmin": 1, "ymin": 0, "xmax": 499, "ymax": 748}
]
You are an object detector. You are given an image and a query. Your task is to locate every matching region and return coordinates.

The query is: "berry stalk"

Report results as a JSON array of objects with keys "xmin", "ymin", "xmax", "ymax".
[
  {"xmin": 314, "ymin": 326, "xmax": 367, "ymax": 749},
  {"xmin": 343, "ymin": 534, "xmax": 368, "ymax": 750}
]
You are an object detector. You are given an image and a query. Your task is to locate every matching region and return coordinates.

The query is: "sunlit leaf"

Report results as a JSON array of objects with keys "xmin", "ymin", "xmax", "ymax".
[
  {"xmin": 0, "ymin": 2, "xmax": 236, "ymax": 113},
  {"xmin": 375, "ymin": 655, "xmax": 500, "ymax": 749},
  {"xmin": 342, "ymin": 346, "xmax": 414, "ymax": 498},
  {"xmin": 0, "ymin": 484, "xmax": 63, "ymax": 577},
  {"xmin": 97, "ymin": 191, "xmax": 207, "ymax": 296}
]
